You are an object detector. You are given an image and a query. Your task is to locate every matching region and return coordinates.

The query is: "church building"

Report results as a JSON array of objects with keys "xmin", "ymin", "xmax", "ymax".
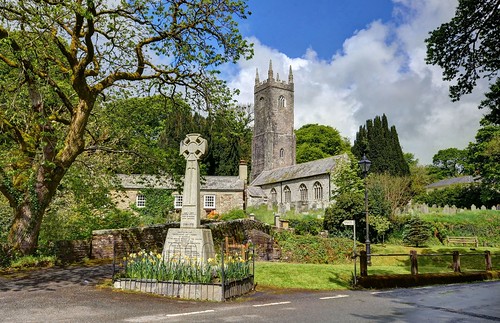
[{"xmin": 247, "ymin": 61, "xmax": 347, "ymax": 212}]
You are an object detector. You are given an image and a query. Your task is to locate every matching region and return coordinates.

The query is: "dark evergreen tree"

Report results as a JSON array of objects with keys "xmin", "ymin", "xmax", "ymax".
[
  {"xmin": 402, "ymin": 216, "xmax": 432, "ymax": 247},
  {"xmin": 352, "ymin": 114, "xmax": 409, "ymax": 176}
]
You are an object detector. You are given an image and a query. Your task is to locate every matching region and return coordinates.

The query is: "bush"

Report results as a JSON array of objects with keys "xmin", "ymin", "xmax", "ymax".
[
  {"xmin": 323, "ymin": 191, "xmax": 365, "ymax": 238},
  {"xmin": 219, "ymin": 209, "xmax": 247, "ymax": 221},
  {"xmin": 274, "ymin": 231, "xmax": 357, "ymax": 264},
  {"xmin": 414, "ymin": 183, "xmax": 493, "ymax": 208},
  {"xmin": 402, "ymin": 216, "xmax": 432, "ymax": 247},
  {"xmin": 288, "ymin": 216, "xmax": 323, "ymax": 235}
]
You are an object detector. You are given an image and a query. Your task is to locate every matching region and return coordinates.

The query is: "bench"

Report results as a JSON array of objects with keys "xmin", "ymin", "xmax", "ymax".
[{"xmin": 446, "ymin": 236, "xmax": 478, "ymax": 247}]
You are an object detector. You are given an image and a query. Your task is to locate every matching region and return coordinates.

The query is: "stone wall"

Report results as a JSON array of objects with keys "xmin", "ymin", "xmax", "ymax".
[{"xmin": 91, "ymin": 219, "xmax": 272, "ymax": 260}]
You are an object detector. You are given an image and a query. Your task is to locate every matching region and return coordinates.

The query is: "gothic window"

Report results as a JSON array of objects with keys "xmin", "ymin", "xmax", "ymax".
[
  {"xmin": 280, "ymin": 148, "xmax": 284, "ymax": 158},
  {"xmin": 299, "ymin": 184, "xmax": 308, "ymax": 201},
  {"xmin": 313, "ymin": 182, "xmax": 323, "ymax": 201},
  {"xmin": 174, "ymin": 195, "xmax": 183, "ymax": 209},
  {"xmin": 283, "ymin": 186, "xmax": 291, "ymax": 203},
  {"xmin": 278, "ymin": 95, "xmax": 286, "ymax": 108},
  {"xmin": 136, "ymin": 194, "xmax": 146, "ymax": 208},
  {"xmin": 270, "ymin": 188, "xmax": 277, "ymax": 203}
]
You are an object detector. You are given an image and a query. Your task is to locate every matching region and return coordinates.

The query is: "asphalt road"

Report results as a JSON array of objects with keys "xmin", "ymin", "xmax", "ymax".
[{"xmin": 1, "ymin": 264, "xmax": 499, "ymax": 322}]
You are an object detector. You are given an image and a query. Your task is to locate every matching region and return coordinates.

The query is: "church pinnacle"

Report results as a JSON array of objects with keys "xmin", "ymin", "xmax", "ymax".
[
  {"xmin": 268, "ymin": 60, "xmax": 273, "ymax": 80},
  {"xmin": 288, "ymin": 65, "xmax": 293, "ymax": 83}
]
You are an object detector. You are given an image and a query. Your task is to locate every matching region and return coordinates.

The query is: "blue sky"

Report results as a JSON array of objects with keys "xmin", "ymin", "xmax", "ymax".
[
  {"xmin": 224, "ymin": 0, "xmax": 487, "ymax": 165},
  {"xmin": 242, "ymin": 0, "xmax": 394, "ymax": 59}
]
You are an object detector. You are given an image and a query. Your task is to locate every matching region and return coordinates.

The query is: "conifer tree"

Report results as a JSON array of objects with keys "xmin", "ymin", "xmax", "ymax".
[{"xmin": 352, "ymin": 114, "xmax": 409, "ymax": 176}]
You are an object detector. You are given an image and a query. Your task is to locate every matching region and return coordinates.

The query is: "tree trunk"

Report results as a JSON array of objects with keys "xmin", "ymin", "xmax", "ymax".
[{"xmin": 8, "ymin": 201, "xmax": 45, "ymax": 255}]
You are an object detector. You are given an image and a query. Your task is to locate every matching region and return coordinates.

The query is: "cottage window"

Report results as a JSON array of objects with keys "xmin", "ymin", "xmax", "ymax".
[
  {"xmin": 136, "ymin": 194, "xmax": 146, "ymax": 208},
  {"xmin": 313, "ymin": 182, "xmax": 323, "ymax": 201},
  {"xmin": 299, "ymin": 184, "xmax": 308, "ymax": 201},
  {"xmin": 283, "ymin": 186, "xmax": 291, "ymax": 203},
  {"xmin": 174, "ymin": 195, "xmax": 183, "ymax": 209},
  {"xmin": 204, "ymin": 195, "xmax": 216, "ymax": 209}
]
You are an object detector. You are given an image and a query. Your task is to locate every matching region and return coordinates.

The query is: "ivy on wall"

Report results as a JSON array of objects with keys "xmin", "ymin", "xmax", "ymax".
[{"xmin": 131, "ymin": 189, "xmax": 176, "ymax": 225}]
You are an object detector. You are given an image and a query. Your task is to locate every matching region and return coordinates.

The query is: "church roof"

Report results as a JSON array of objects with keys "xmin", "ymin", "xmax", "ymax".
[
  {"xmin": 251, "ymin": 154, "xmax": 348, "ymax": 186},
  {"xmin": 117, "ymin": 174, "xmax": 244, "ymax": 191},
  {"xmin": 425, "ymin": 176, "xmax": 480, "ymax": 189}
]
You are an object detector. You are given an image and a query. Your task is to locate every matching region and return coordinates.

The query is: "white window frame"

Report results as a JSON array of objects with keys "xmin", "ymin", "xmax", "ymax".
[
  {"xmin": 299, "ymin": 184, "xmax": 308, "ymax": 201},
  {"xmin": 204, "ymin": 195, "xmax": 216, "ymax": 209},
  {"xmin": 136, "ymin": 194, "xmax": 146, "ymax": 208},
  {"xmin": 174, "ymin": 195, "xmax": 183, "ymax": 209},
  {"xmin": 313, "ymin": 182, "xmax": 323, "ymax": 201}
]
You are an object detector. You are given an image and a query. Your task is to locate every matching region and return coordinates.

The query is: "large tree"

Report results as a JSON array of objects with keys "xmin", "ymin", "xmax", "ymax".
[
  {"xmin": 430, "ymin": 148, "xmax": 468, "ymax": 179},
  {"xmin": 295, "ymin": 124, "xmax": 350, "ymax": 164},
  {"xmin": 352, "ymin": 114, "xmax": 409, "ymax": 176},
  {"xmin": 0, "ymin": 0, "xmax": 252, "ymax": 255},
  {"xmin": 426, "ymin": 0, "xmax": 499, "ymax": 122}
]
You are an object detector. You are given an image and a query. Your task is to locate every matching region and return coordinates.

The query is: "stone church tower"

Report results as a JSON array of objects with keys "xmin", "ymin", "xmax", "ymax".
[{"xmin": 251, "ymin": 60, "xmax": 296, "ymax": 181}]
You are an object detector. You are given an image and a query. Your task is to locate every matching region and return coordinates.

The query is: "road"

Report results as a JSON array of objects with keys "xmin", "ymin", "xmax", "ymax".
[{"xmin": 1, "ymin": 265, "xmax": 499, "ymax": 322}]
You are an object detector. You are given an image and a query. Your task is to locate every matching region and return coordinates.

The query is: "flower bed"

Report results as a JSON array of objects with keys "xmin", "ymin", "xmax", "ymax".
[{"xmin": 113, "ymin": 249, "xmax": 255, "ymax": 301}]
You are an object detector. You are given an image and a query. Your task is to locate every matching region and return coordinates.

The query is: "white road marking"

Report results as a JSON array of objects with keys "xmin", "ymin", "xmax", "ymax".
[
  {"xmin": 371, "ymin": 291, "xmax": 394, "ymax": 295},
  {"xmin": 253, "ymin": 301, "xmax": 292, "ymax": 307},
  {"xmin": 319, "ymin": 294, "xmax": 349, "ymax": 300},
  {"xmin": 125, "ymin": 310, "xmax": 215, "ymax": 322}
]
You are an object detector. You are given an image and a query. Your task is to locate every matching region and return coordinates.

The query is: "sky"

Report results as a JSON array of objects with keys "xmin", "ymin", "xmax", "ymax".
[{"xmin": 221, "ymin": 0, "xmax": 487, "ymax": 165}]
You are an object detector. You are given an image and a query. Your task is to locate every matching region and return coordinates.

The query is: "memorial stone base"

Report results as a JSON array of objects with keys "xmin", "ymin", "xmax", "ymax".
[{"xmin": 162, "ymin": 228, "xmax": 215, "ymax": 262}]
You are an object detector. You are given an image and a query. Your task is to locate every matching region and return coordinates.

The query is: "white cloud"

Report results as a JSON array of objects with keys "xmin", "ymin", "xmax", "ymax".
[{"xmin": 226, "ymin": 0, "xmax": 486, "ymax": 165}]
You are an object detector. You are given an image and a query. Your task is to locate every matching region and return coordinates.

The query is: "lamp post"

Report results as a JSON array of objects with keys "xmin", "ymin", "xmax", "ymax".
[{"xmin": 358, "ymin": 154, "xmax": 371, "ymax": 265}]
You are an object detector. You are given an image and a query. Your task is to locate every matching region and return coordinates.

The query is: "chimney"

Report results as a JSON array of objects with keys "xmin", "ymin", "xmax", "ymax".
[{"xmin": 239, "ymin": 160, "xmax": 248, "ymax": 184}]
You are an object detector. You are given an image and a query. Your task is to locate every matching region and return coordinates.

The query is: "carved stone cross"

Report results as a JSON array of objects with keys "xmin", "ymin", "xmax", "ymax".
[
  {"xmin": 179, "ymin": 134, "xmax": 206, "ymax": 228},
  {"xmin": 181, "ymin": 134, "xmax": 207, "ymax": 161}
]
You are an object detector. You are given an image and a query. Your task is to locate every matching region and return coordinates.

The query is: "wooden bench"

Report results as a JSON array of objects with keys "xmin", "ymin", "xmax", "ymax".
[{"xmin": 446, "ymin": 236, "xmax": 478, "ymax": 247}]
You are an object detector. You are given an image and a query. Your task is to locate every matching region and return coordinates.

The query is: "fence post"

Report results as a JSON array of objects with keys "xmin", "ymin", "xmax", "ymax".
[
  {"xmin": 360, "ymin": 250, "xmax": 367, "ymax": 277},
  {"xmin": 452, "ymin": 251, "xmax": 461, "ymax": 273},
  {"xmin": 221, "ymin": 241, "xmax": 226, "ymax": 299},
  {"xmin": 410, "ymin": 250, "xmax": 418, "ymax": 275},
  {"xmin": 485, "ymin": 250, "xmax": 492, "ymax": 271}
]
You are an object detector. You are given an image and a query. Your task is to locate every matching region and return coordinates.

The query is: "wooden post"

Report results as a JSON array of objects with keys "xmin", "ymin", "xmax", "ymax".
[
  {"xmin": 485, "ymin": 250, "xmax": 492, "ymax": 271},
  {"xmin": 452, "ymin": 251, "xmax": 461, "ymax": 272},
  {"xmin": 360, "ymin": 250, "xmax": 368, "ymax": 277},
  {"xmin": 410, "ymin": 250, "xmax": 418, "ymax": 275}
]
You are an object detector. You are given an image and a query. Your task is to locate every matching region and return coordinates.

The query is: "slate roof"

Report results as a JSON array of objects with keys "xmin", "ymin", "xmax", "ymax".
[
  {"xmin": 425, "ymin": 176, "xmax": 480, "ymax": 189},
  {"xmin": 247, "ymin": 186, "xmax": 266, "ymax": 198},
  {"xmin": 117, "ymin": 174, "xmax": 244, "ymax": 191},
  {"xmin": 250, "ymin": 154, "xmax": 348, "ymax": 186}
]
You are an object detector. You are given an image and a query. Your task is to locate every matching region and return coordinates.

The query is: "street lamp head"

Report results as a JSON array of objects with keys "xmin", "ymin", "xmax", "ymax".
[{"xmin": 358, "ymin": 154, "xmax": 371, "ymax": 174}]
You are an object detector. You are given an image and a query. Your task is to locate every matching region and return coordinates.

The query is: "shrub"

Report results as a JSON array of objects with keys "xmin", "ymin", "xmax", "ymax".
[
  {"xmin": 402, "ymin": 216, "xmax": 432, "ymax": 247},
  {"xmin": 288, "ymin": 216, "xmax": 323, "ymax": 235},
  {"xmin": 220, "ymin": 209, "xmax": 247, "ymax": 221}
]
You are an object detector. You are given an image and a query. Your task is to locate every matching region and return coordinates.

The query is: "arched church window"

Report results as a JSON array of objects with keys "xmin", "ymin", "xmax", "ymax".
[
  {"xmin": 283, "ymin": 186, "xmax": 291, "ymax": 203},
  {"xmin": 299, "ymin": 184, "xmax": 308, "ymax": 201},
  {"xmin": 270, "ymin": 188, "xmax": 277, "ymax": 203},
  {"xmin": 313, "ymin": 182, "xmax": 323, "ymax": 201},
  {"xmin": 280, "ymin": 148, "xmax": 284, "ymax": 158},
  {"xmin": 278, "ymin": 95, "xmax": 286, "ymax": 108}
]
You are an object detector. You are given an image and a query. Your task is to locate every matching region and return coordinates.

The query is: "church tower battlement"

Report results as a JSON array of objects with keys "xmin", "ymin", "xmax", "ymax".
[{"xmin": 251, "ymin": 60, "xmax": 296, "ymax": 181}]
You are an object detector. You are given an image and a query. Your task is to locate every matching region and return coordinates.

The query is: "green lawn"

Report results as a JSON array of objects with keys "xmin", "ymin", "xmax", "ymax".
[{"xmin": 254, "ymin": 244, "xmax": 500, "ymax": 290}]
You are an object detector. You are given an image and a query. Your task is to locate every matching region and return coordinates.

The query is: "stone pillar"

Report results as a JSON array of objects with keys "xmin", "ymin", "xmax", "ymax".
[{"xmin": 162, "ymin": 134, "xmax": 215, "ymax": 262}]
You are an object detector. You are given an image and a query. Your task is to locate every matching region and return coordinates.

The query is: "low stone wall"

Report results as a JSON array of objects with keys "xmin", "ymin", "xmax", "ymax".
[
  {"xmin": 91, "ymin": 219, "xmax": 272, "ymax": 260},
  {"xmin": 53, "ymin": 240, "xmax": 91, "ymax": 262},
  {"xmin": 113, "ymin": 277, "xmax": 254, "ymax": 301}
]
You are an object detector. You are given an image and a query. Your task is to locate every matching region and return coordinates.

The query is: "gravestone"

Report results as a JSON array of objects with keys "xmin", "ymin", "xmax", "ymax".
[{"xmin": 162, "ymin": 134, "xmax": 215, "ymax": 262}]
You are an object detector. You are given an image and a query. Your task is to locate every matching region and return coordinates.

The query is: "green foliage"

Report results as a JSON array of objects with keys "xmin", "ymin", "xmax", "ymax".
[
  {"xmin": 467, "ymin": 119, "xmax": 500, "ymax": 197},
  {"xmin": 288, "ymin": 216, "xmax": 323, "ymax": 236},
  {"xmin": 429, "ymin": 148, "xmax": 469, "ymax": 179},
  {"xmin": 295, "ymin": 124, "xmax": 350, "ymax": 163},
  {"xmin": 219, "ymin": 209, "xmax": 247, "ymax": 221},
  {"xmin": 329, "ymin": 156, "xmax": 364, "ymax": 200},
  {"xmin": 274, "ymin": 231, "xmax": 357, "ymax": 264},
  {"xmin": 414, "ymin": 184, "xmax": 489, "ymax": 209},
  {"xmin": 352, "ymin": 114, "xmax": 409, "ymax": 176},
  {"xmin": 323, "ymin": 191, "xmax": 365, "ymax": 239},
  {"xmin": 131, "ymin": 189, "xmax": 175, "ymax": 225},
  {"xmin": 425, "ymin": 0, "xmax": 499, "ymax": 105},
  {"xmin": 402, "ymin": 216, "xmax": 432, "ymax": 247},
  {"xmin": 8, "ymin": 254, "xmax": 56, "ymax": 269}
]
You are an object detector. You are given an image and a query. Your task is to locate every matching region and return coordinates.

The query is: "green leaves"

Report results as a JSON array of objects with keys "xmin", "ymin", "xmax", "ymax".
[{"xmin": 295, "ymin": 124, "xmax": 350, "ymax": 164}]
